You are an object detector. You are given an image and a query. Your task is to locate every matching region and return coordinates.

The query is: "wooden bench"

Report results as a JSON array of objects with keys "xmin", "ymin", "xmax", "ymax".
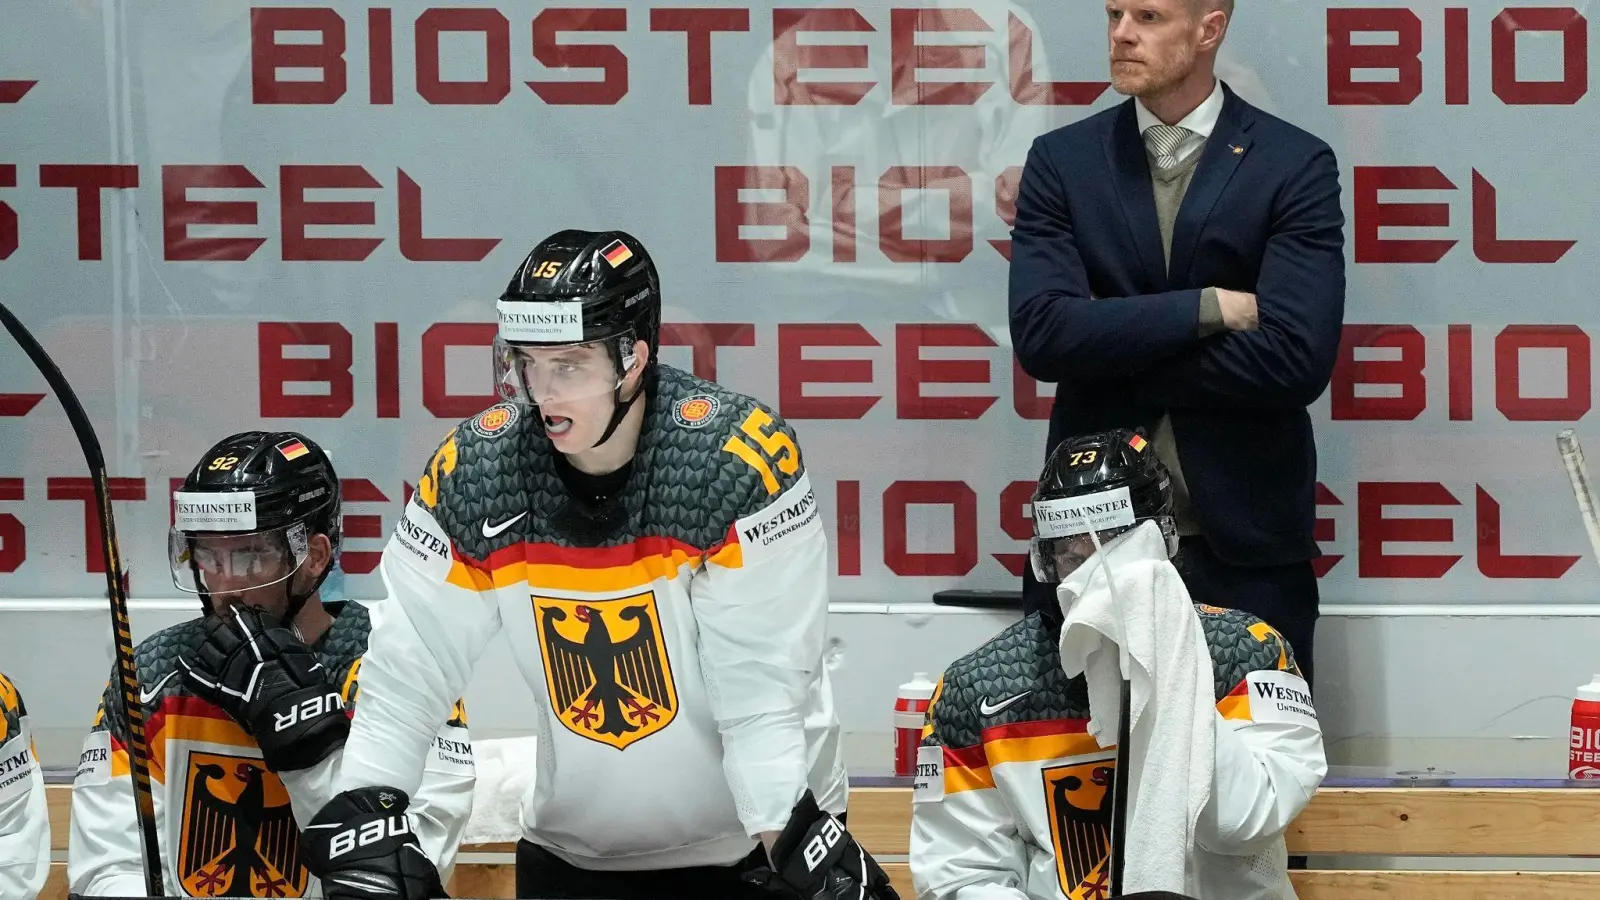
[{"xmin": 38, "ymin": 782, "xmax": 1600, "ymax": 898}]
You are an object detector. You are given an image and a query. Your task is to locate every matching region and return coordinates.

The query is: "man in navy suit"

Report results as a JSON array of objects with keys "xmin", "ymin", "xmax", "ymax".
[{"xmin": 1008, "ymin": 0, "xmax": 1345, "ymax": 685}]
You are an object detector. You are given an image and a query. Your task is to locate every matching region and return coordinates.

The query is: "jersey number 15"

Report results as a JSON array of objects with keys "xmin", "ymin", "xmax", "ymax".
[{"xmin": 724, "ymin": 409, "xmax": 798, "ymax": 495}]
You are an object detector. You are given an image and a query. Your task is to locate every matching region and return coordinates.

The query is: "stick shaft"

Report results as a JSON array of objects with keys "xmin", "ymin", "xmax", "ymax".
[{"xmin": 0, "ymin": 301, "xmax": 164, "ymax": 897}]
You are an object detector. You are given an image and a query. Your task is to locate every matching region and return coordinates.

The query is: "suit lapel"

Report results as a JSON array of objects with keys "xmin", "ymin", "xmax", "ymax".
[
  {"xmin": 1105, "ymin": 101, "xmax": 1168, "ymax": 291},
  {"xmin": 1167, "ymin": 86, "xmax": 1255, "ymax": 283}
]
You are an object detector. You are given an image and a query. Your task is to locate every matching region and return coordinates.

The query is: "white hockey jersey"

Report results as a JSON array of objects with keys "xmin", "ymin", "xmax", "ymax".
[
  {"xmin": 333, "ymin": 365, "xmax": 847, "ymax": 871},
  {"xmin": 0, "ymin": 672, "xmax": 49, "ymax": 900},
  {"xmin": 67, "ymin": 601, "xmax": 475, "ymax": 898},
  {"xmin": 911, "ymin": 605, "xmax": 1325, "ymax": 900}
]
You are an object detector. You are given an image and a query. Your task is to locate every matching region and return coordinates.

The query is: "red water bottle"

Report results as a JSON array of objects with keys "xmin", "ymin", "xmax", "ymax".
[
  {"xmin": 1569, "ymin": 675, "xmax": 1600, "ymax": 778},
  {"xmin": 894, "ymin": 672, "xmax": 937, "ymax": 777}
]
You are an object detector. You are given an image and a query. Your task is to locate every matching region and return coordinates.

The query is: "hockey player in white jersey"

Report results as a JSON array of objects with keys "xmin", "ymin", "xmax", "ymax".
[
  {"xmin": 68, "ymin": 431, "xmax": 474, "ymax": 898},
  {"xmin": 910, "ymin": 429, "xmax": 1325, "ymax": 900},
  {"xmin": 0, "ymin": 672, "xmax": 49, "ymax": 900},
  {"xmin": 299, "ymin": 230, "xmax": 898, "ymax": 900}
]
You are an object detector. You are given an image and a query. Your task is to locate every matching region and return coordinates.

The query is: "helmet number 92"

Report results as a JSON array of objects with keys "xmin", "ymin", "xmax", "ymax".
[
  {"xmin": 723, "ymin": 408, "xmax": 799, "ymax": 496},
  {"xmin": 207, "ymin": 456, "xmax": 239, "ymax": 471},
  {"xmin": 532, "ymin": 260, "xmax": 562, "ymax": 279}
]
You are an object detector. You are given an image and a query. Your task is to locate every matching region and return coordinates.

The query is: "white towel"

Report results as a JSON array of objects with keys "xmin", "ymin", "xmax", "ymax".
[
  {"xmin": 1055, "ymin": 520, "xmax": 1215, "ymax": 896},
  {"xmin": 461, "ymin": 736, "xmax": 539, "ymax": 845}
]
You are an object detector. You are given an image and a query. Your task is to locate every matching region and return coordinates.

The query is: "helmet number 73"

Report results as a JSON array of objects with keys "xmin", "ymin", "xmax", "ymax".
[{"xmin": 723, "ymin": 408, "xmax": 798, "ymax": 495}]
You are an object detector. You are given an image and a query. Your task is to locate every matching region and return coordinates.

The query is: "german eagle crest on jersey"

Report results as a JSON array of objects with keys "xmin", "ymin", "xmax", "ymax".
[
  {"xmin": 178, "ymin": 753, "xmax": 305, "ymax": 897},
  {"xmin": 535, "ymin": 592, "xmax": 678, "ymax": 750}
]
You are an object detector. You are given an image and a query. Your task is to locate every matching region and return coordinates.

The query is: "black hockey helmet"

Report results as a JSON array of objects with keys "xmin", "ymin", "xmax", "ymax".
[
  {"xmin": 169, "ymin": 431, "xmax": 342, "ymax": 619},
  {"xmin": 1028, "ymin": 427, "xmax": 1176, "ymax": 583},
  {"xmin": 492, "ymin": 229, "xmax": 662, "ymax": 449}
]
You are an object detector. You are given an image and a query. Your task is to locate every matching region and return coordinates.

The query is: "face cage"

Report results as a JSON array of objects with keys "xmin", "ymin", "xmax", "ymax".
[
  {"xmin": 169, "ymin": 521, "xmax": 311, "ymax": 596},
  {"xmin": 492, "ymin": 334, "xmax": 638, "ymax": 406},
  {"xmin": 1027, "ymin": 515, "xmax": 1178, "ymax": 584}
]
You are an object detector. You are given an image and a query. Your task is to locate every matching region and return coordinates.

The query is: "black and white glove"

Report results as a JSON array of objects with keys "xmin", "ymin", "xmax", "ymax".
[
  {"xmin": 302, "ymin": 787, "xmax": 447, "ymax": 900},
  {"xmin": 744, "ymin": 790, "xmax": 900, "ymax": 900},
  {"xmin": 177, "ymin": 604, "xmax": 349, "ymax": 772}
]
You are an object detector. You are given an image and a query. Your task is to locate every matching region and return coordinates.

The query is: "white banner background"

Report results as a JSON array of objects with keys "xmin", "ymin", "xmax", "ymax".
[{"xmin": 2, "ymin": 0, "xmax": 1598, "ymax": 609}]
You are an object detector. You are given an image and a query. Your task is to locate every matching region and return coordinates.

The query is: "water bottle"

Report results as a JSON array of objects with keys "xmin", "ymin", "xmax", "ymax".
[
  {"xmin": 894, "ymin": 672, "xmax": 937, "ymax": 777},
  {"xmin": 1569, "ymin": 675, "xmax": 1600, "ymax": 778}
]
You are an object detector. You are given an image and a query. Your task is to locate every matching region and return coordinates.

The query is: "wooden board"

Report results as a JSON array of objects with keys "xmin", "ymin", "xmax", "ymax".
[{"xmin": 1285, "ymin": 788, "xmax": 1600, "ymax": 856}]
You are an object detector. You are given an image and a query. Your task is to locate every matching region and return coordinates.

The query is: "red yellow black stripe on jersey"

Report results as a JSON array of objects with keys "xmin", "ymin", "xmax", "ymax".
[
  {"xmin": 105, "ymin": 694, "xmax": 357, "ymax": 785},
  {"xmin": 942, "ymin": 719, "xmax": 1106, "ymax": 794},
  {"xmin": 445, "ymin": 535, "xmax": 743, "ymax": 593}
]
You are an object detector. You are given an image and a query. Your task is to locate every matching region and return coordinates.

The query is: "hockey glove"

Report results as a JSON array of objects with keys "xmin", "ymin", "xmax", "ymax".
[
  {"xmin": 743, "ymin": 789, "xmax": 900, "ymax": 900},
  {"xmin": 177, "ymin": 603, "xmax": 350, "ymax": 772},
  {"xmin": 302, "ymin": 787, "xmax": 447, "ymax": 900}
]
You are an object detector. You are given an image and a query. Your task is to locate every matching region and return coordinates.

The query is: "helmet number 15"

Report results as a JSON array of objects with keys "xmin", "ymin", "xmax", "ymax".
[{"xmin": 723, "ymin": 409, "xmax": 798, "ymax": 495}]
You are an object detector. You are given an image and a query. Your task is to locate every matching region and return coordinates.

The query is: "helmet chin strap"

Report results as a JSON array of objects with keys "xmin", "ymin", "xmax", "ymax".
[{"xmin": 580, "ymin": 347, "xmax": 651, "ymax": 452}]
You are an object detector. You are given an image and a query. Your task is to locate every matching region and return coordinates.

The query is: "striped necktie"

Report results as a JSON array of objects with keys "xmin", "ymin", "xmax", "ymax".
[{"xmin": 1143, "ymin": 124, "xmax": 1193, "ymax": 170}]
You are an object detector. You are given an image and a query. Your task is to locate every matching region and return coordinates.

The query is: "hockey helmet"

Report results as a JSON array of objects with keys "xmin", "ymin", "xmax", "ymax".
[
  {"xmin": 493, "ymin": 230, "xmax": 660, "ymax": 402},
  {"xmin": 169, "ymin": 431, "xmax": 342, "ymax": 619},
  {"xmin": 1028, "ymin": 428, "xmax": 1177, "ymax": 583}
]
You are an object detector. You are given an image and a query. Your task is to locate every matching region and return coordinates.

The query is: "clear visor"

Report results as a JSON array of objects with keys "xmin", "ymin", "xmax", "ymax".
[
  {"xmin": 492, "ymin": 335, "xmax": 633, "ymax": 406},
  {"xmin": 1027, "ymin": 486, "xmax": 1176, "ymax": 583},
  {"xmin": 169, "ymin": 523, "xmax": 309, "ymax": 595}
]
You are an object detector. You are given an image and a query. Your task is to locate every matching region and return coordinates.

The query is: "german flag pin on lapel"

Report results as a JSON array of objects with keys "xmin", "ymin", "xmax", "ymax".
[{"xmin": 1229, "ymin": 144, "xmax": 1244, "ymax": 156}]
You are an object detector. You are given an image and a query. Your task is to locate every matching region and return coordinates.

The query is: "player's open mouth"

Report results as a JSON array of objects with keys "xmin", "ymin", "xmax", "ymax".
[{"xmin": 544, "ymin": 415, "xmax": 573, "ymax": 436}]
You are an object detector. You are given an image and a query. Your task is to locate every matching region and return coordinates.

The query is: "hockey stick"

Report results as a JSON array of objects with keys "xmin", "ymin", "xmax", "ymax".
[
  {"xmin": 0, "ymin": 301, "xmax": 165, "ymax": 897},
  {"xmin": 1557, "ymin": 429, "xmax": 1600, "ymax": 569}
]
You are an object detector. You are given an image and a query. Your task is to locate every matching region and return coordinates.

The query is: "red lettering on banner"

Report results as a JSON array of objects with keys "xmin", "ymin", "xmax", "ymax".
[
  {"xmin": 1449, "ymin": 324, "xmax": 1474, "ymax": 420},
  {"xmin": 158, "ymin": 165, "xmax": 495, "ymax": 262},
  {"xmin": 259, "ymin": 322, "xmax": 355, "ymax": 418},
  {"xmin": 1352, "ymin": 166, "xmax": 1454, "ymax": 263},
  {"xmin": 714, "ymin": 166, "xmax": 809, "ymax": 262},
  {"xmin": 837, "ymin": 481, "xmax": 862, "ymax": 576},
  {"xmin": 652, "ymin": 8, "xmax": 750, "ymax": 105},
  {"xmin": 38, "ymin": 164, "xmax": 139, "ymax": 260},
  {"xmin": 992, "ymin": 480, "xmax": 1034, "ymax": 576},
  {"xmin": 1328, "ymin": 6, "xmax": 1589, "ymax": 106},
  {"xmin": 417, "ymin": 8, "xmax": 512, "ymax": 105},
  {"xmin": 778, "ymin": 324, "xmax": 880, "ymax": 419},
  {"xmin": 989, "ymin": 167, "xmax": 1022, "ymax": 260},
  {"xmin": 1358, "ymin": 482, "xmax": 1461, "ymax": 578},
  {"xmin": 883, "ymin": 481, "xmax": 977, "ymax": 576},
  {"xmin": 369, "ymin": 8, "xmax": 394, "ymax": 104},
  {"xmin": 716, "ymin": 163, "xmax": 1014, "ymax": 263},
  {"xmin": 47, "ymin": 478, "xmax": 147, "ymax": 575},
  {"xmin": 1477, "ymin": 486, "xmax": 1581, "ymax": 578},
  {"xmin": 1473, "ymin": 170, "xmax": 1576, "ymax": 263},
  {"xmin": 0, "ymin": 164, "xmax": 15, "ymax": 259},
  {"xmin": 1008, "ymin": 13, "xmax": 1106, "ymax": 104},
  {"xmin": 528, "ymin": 8, "xmax": 628, "ymax": 105},
  {"xmin": 879, "ymin": 166, "xmax": 973, "ymax": 262},
  {"xmin": 163, "ymin": 165, "xmax": 267, "ymax": 261},
  {"xmin": 0, "ymin": 479, "xmax": 23, "ymax": 574},
  {"xmin": 280, "ymin": 165, "xmax": 382, "ymax": 261},
  {"xmin": 376, "ymin": 322, "xmax": 400, "ymax": 419},
  {"xmin": 252, "ymin": 7, "xmax": 347, "ymax": 104},
  {"xmin": 1495, "ymin": 325, "xmax": 1590, "ymax": 421},
  {"xmin": 659, "ymin": 323, "xmax": 757, "ymax": 382},
  {"xmin": 421, "ymin": 323, "xmax": 499, "ymax": 418},
  {"xmin": 773, "ymin": 8, "xmax": 875, "ymax": 105},
  {"xmin": 896, "ymin": 324, "xmax": 997, "ymax": 419},
  {"xmin": 398, "ymin": 170, "xmax": 501, "ymax": 261},
  {"xmin": 340, "ymin": 479, "xmax": 391, "ymax": 574},
  {"xmin": 0, "ymin": 78, "xmax": 35, "ymax": 104},
  {"xmin": 1492, "ymin": 8, "xmax": 1588, "ymax": 105},
  {"xmin": 1012, "ymin": 354, "xmax": 1052, "ymax": 420},
  {"xmin": 0, "ymin": 393, "xmax": 43, "ymax": 417},
  {"xmin": 1353, "ymin": 166, "xmax": 1574, "ymax": 264},
  {"xmin": 891, "ymin": 8, "xmax": 991, "ymax": 105},
  {"xmin": 1313, "ymin": 484, "xmax": 1344, "ymax": 577},
  {"xmin": 1330, "ymin": 324, "xmax": 1426, "ymax": 420},
  {"xmin": 832, "ymin": 166, "xmax": 856, "ymax": 262}
]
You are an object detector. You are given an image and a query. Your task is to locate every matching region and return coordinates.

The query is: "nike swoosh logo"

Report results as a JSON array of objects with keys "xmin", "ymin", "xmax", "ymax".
[
  {"xmin": 979, "ymin": 692, "xmax": 1031, "ymax": 717},
  {"xmin": 139, "ymin": 671, "xmax": 177, "ymax": 705},
  {"xmin": 482, "ymin": 512, "xmax": 527, "ymax": 539}
]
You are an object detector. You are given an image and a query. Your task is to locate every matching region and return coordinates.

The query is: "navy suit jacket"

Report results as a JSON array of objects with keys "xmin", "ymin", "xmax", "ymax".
[{"xmin": 1009, "ymin": 82, "xmax": 1346, "ymax": 569}]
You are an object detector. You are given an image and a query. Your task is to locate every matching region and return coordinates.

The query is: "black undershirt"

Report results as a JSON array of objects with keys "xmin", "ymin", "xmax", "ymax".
[{"xmin": 553, "ymin": 450, "xmax": 634, "ymax": 506}]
